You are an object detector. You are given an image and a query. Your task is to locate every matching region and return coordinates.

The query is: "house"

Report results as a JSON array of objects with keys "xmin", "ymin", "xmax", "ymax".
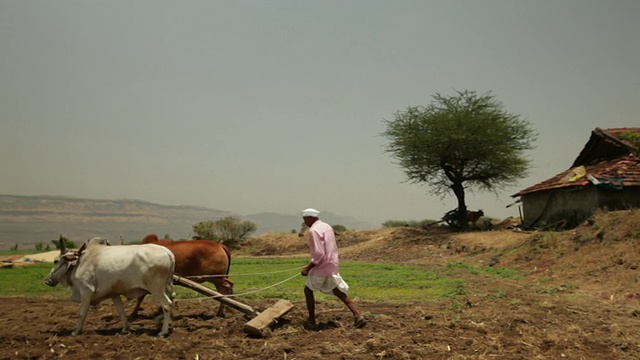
[{"xmin": 513, "ymin": 127, "xmax": 640, "ymax": 230}]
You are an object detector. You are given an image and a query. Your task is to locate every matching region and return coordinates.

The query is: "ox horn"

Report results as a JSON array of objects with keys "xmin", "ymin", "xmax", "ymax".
[
  {"xmin": 59, "ymin": 235, "xmax": 66, "ymax": 254},
  {"xmin": 78, "ymin": 241, "xmax": 87, "ymax": 255}
]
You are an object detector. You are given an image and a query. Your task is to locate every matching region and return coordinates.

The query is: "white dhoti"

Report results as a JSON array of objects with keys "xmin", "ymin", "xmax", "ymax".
[{"xmin": 306, "ymin": 273, "xmax": 349, "ymax": 295}]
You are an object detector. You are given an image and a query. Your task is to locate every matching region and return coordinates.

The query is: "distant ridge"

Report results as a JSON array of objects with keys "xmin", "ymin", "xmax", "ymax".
[
  {"xmin": 0, "ymin": 195, "xmax": 375, "ymax": 250},
  {"xmin": 0, "ymin": 195, "xmax": 236, "ymax": 249}
]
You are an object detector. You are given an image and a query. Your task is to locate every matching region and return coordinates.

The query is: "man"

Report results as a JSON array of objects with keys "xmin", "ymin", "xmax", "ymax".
[{"xmin": 300, "ymin": 208, "xmax": 367, "ymax": 330}]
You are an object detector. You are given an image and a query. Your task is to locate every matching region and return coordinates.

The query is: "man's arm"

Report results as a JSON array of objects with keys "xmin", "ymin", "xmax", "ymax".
[{"xmin": 301, "ymin": 261, "xmax": 316, "ymax": 276}]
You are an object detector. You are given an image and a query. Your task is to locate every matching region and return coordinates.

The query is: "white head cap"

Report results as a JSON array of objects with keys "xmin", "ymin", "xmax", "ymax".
[{"xmin": 301, "ymin": 208, "xmax": 320, "ymax": 217}]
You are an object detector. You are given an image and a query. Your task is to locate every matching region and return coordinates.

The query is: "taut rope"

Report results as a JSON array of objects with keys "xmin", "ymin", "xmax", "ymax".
[
  {"xmin": 172, "ymin": 269, "xmax": 302, "ymax": 303},
  {"xmin": 182, "ymin": 265, "xmax": 304, "ymax": 280}
]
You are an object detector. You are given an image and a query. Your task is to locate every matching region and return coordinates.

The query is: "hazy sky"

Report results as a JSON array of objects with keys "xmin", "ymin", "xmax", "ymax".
[{"xmin": 1, "ymin": 1, "xmax": 638, "ymax": 227}]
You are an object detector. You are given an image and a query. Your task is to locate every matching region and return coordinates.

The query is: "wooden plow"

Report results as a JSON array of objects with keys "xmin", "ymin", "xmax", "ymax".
[
  {"xmin": 424, "ymin": 208, "xmax": 465, "ymax": 228},
  {"xmin": 172, "ymin": 275, "xmax": 294, "ymax": 338}
]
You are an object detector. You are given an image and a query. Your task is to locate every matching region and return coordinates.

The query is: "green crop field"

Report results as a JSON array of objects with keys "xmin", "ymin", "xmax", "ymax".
[{"xmin": 0, "ymin": 257, "xmax": 506, "ymax": 304}]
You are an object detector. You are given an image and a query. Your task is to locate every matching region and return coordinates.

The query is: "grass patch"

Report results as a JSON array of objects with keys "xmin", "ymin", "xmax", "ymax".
[
  {"xmin": 0, "ymin": 257, "xmax": 471, "ymax": 303},
  {"xmin": 445, "ymin": 262, "xmax": 521, "ymax": 280},
  {"xmin": 537, "ymin": 277, "xmax": 553, "ymax": 285},
  {"xmin": 0, "ymin": 263, "xmax": 69, "ymax": 297},
  {"xmin": 180, "ymin": 258, "xmax": 466, "ymax": 302}
]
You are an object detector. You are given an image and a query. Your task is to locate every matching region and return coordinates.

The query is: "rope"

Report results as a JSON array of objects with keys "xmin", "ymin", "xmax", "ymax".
[
  {"xmin": 183, "ymin": 265, "xmax": 305, "ymax": 280},
  {"xmin": 227, "ymin": 272, "xmax": 301, "ymax": 298},
  {"xmin": 173, "ymin": 271, "xmax": 302, "ymax": 303},
  {"xmin": 231, "ymin": 265, "xmax": 304, "ymax": 276}
]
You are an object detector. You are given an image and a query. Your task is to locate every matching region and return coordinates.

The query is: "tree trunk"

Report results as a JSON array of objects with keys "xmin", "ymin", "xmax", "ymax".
[{"xmin": 451, "ymin": 182, "xmax": 468, "ymax": 230}]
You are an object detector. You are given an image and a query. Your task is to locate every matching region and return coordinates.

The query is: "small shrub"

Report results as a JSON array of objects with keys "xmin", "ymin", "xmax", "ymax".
[
  {"xmin": 193, "ymin": 216, "xmax": 257, "ymax": 247},
  {"xmin": 382, "ymin": 219, "xmax": 438, "ymax": 228},
  {"xmin": 417, "ymin": 219, "xmax": 439, "ymax": 227},
  {"xmin": 332, "ymin": 224, "xmax": 348, "ymax": 232},
  {"xmin": 382, "ymin": 220, "xmax": 410, "ymax": 228}
]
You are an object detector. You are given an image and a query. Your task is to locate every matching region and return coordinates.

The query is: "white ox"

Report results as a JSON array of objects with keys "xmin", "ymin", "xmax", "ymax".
[{"xmin": 44, "ymin": 237, "xmax": 176, "ymax": 337}]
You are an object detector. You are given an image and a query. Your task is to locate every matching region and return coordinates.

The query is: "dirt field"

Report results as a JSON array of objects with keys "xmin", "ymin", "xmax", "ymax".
[{"xmin": 2, "ymin": 210, "xmax": 640, "ymax": 359}]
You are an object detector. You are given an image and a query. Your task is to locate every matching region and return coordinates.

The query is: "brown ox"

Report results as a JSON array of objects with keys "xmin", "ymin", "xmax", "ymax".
[
  {"xmin": 466, "ymin": 210, "xmax": 485, "ymax": 227},
  {"xmin": 131, "ymin": 234, "xmax": 234, "ymax": 317}
]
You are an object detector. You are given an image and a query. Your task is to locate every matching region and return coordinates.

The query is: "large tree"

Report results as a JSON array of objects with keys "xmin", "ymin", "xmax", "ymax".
[{"xmin": 382, "ymin": 90, "xmax": 536, "ymax": 228}]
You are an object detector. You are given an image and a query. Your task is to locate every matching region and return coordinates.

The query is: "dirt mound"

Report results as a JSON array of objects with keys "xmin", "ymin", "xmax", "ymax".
[
  {"xmin": 242, "ymin": 224, "xmax": 532, "ymax": 266},
  {"xmin": 0, "ymin": 250, "xmax": 69, "ymax": 268},
  {"xmin": 18, "ymin": 250, "xmax": 60, "ymax": 263},
  {"xmin": 244, "ymin": 209, "xmax": 639, "ymax": 276}
]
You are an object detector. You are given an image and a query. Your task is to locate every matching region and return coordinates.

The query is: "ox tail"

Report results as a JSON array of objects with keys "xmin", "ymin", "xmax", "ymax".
[
  {"xmin": 222, "ymin": 244, "xmax": 232, "ymax": 276},
  {"xmin": 166, "ymin": 251, "xmax": 177, "ymax": 300},
  {"xmin": 221, "ymin": 244, "xmax": 234, "ymax": 293}
]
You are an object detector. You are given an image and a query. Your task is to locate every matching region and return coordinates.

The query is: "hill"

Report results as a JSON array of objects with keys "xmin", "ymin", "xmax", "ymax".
[
  {"xmin": 0, "ymin": 195, "xmax": 374, "ymax": 250},
  {"xmin": 244, "ymin": 208, "xmax": 640, "ymax": 274},
  {"xmin": 0, "ymin": 195, "xmax": 237, "ymax": 249}
]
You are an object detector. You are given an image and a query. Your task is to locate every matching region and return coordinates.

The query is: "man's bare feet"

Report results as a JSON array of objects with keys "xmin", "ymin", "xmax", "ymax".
[
  {"xmin": 354, "ymin": 317, "xmax": 367, "ymax": 328},
  {"xmin": 303, "ymin": 319, "xmax": 319, "ymax": 331}
]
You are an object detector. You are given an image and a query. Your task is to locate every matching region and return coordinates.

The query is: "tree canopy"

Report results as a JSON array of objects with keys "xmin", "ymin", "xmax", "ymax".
[
  {"xmin": 192, "ymin": 216, "xmax": 257, "ymax": 246},
  {"xmin": 382, "ymin": 90, "xmax": 537, "ymax": 228}
]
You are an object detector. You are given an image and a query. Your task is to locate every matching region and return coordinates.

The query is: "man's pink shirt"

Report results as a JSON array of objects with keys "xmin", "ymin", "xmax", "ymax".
[{"xmin": 307, "ymin": 220, "xmax": 339, "ymax": 276}]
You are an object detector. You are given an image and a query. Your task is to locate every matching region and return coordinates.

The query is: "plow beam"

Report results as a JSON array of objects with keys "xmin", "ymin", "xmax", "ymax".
[{"xmin": 172, "ymin": 275, "xmax": 294, "ymax": 337}]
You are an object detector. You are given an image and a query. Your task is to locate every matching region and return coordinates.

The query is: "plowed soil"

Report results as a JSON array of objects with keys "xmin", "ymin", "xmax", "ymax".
[{"xmin": 2, "ymin": 210, "xmax": 640, "ymax": 359}]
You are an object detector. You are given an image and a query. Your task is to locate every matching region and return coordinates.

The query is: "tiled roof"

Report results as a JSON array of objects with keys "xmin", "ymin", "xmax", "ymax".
[
  {"xmin": 513, "ymin": 127, "xmax": 640, "ymax": 197},
  {"xmin": 572, "ymin": 127, "xmax": 640, "ymax": 167},
  {"xmin": 514, "ymin": 153, "xmax": 640, "ymax": 197},
  {"xmin": 605, "ymin": 127, "xmax": 640, "ymax": 138}
]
